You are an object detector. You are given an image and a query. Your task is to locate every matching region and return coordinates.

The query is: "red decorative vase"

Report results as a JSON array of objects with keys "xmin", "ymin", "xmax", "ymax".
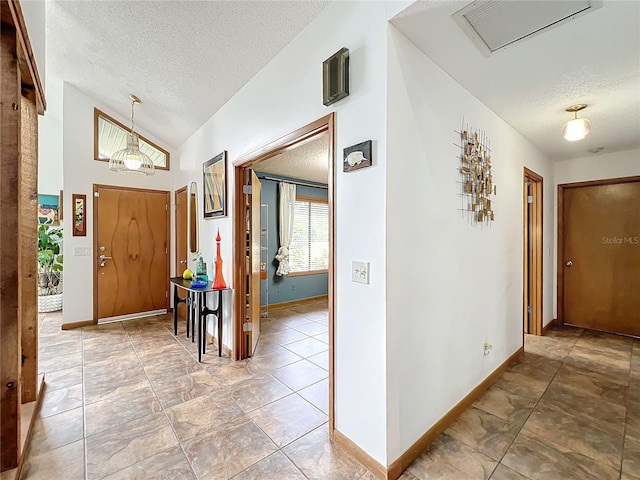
[{"xmin": 213, "ymin": 228, "xmax": 227, "ymax": 289}]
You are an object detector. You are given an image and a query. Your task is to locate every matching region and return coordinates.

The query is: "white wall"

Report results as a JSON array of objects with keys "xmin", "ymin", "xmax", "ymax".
[
  {"xmin": 552, "ymin": 148, "xmax": 640, "ymax": 317},
  {"xmin": 555, "ymin": 148, "xmax": 640, "ymax": 185},
  {"xmin": 20, "ymin": 0, "xmax": 46, "ymax": 89},
  {"xmin": 38, "ymin": 74, "xmax": 63, "ymax": 194},
  {"xmin": 62, "ymin": 83, "xmax": 177, "ymax": 324},
  {"xmin": 174, "ymin": 1, "xmax": 393, "ymax": 465},
  {"xmin": 385, "ymin": 27, "xmax": 555, "ymax": 462}
]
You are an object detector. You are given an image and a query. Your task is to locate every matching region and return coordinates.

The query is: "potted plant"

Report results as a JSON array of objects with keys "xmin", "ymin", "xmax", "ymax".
[{"xmin": 37, "ymin": 224, "xmax": 63, "ymax": 312}]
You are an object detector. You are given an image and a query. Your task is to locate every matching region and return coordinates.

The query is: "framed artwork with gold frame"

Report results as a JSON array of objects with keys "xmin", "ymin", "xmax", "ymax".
[{"xmin": 72, "ymin": 193, "xmax": 86, "ymax": 236}]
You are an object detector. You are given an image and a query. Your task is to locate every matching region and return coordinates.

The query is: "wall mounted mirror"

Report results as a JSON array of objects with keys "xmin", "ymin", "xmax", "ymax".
[{"xmin": 188, "ymin": 182, "xmax": 199, "ymax": 255}]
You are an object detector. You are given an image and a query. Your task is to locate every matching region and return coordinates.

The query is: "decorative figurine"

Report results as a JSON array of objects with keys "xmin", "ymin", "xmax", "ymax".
[{"xmin": 213, "ymin": 228, "xmax": 227, "ymax": 289}]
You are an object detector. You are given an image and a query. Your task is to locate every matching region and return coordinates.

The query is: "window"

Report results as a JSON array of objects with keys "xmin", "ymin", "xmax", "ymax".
[
  {"xmin": 290, "ymin": 196, "xmax": 329, "ymax": 274},
  {"xmin": 94, "ymin": 108, "xmax": 170, "ymax": 170}
]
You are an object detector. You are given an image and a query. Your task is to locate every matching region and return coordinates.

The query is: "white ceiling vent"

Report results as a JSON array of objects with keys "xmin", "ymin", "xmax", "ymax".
[{"xmin": 453, "ymin": 0, "xmax": 602, "ymax": 56}]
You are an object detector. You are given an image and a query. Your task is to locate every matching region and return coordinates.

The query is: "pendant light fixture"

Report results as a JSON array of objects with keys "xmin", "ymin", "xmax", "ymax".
[
  {"xmin": 109, "ymin": 94, "xmax": 155, "ymax": 176},
  {"xmin": 562, "ymin": 104, "xmax": 591, "ymax": 142}
]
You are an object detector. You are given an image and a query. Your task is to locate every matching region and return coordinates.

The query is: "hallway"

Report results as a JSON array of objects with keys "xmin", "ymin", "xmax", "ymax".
[
  {"xmin": 407, "ymin": 328, "xmax": 639, "ymax": 480},
  {"xmin": 12, "ymin": 304, "xmax": 640, "ymax": 480}
]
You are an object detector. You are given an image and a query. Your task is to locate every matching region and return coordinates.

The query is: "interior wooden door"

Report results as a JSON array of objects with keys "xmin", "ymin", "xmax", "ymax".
[
  {"xmin": 95, "ymin": 185, "xmax": 169, "ymax": 320},
  {"xmin": 523, "ymin": 168, "xmax": 543, "ymax": 335},
  {"xmin": 248, "ymin": 170, "xmax": 262, "ymax": 355},
  {"xmin": 175, "ymin": 187, "xmax": 187, "ymax": 320},
  {"xmin": 562, "ymin": 178, "xmax": 640, "ymax": 336}
]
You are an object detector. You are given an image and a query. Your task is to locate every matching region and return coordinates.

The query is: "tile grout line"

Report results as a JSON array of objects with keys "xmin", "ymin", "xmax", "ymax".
[
  {"xmin": 82, "ymin": 320, "xmax": 196, "ymax": 480},
  {"xmin": 227, "ymin": 309, "xmax": 329, "ymax": 479},
  {"xmin": 33, "ymin": 306, "xmax": 334, "ymax": 480},
  {"xmin": 487, "ymin": 330, "xmax": 582, "ymax": 479},
  {"xmin": 128, "ymin": 319, "xmax": 202, "ymax": 480},
  {"xmin": 619, "ymin": 342, "xmax": 635, "ymax": 479}
]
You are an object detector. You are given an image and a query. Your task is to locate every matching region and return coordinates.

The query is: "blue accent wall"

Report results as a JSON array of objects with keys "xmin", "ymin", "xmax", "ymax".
[{"xmin": 257, "ymin": 176, "xmax": 328, "ymax": 305}]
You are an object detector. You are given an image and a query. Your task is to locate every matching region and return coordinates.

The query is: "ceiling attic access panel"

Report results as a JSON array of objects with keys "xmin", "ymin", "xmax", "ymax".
[{"xmin": 452, "ymin": 0, "xmax": 602, "ymax": 56}]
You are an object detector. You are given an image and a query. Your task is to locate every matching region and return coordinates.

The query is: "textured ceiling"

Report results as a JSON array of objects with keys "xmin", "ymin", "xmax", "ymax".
[
  {"xmin": 392, "ymin": 0, "xmax": 640, "ymax": 161},
  {"xmin": 46, "ymin": 0, "xmax": 328, "ymax": 149},
  {"xmin": 254, "ymin": 133, "xmax": 329, "ymax": 184}
]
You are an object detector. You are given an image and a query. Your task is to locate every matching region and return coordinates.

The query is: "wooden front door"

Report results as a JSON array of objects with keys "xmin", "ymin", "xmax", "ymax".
[
  {"xmin": 561, "ymin": 177, "xmax": 640, "ymax": 336},
  {"xmin": 175, "ymin": 187, "xmax": 187, "ymax": 319},
  {"xmin": 94, "ymin": 185, "xmax": 170, "ymax": 320},
  {"xmin": 248, "ymin": 170, "xmax": 262, "ymax": 355}
]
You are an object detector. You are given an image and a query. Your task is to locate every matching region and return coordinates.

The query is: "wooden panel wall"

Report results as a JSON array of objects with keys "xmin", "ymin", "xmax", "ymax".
[
  {"xmin": 0, "ymin": 23, "xmax": 22, "ymax": 471},
  {"xmin": 1, "ymin": 0, "xmax": 44, "ymax": 470},
  {"xmin": 20, "ymin": 88, "xmax": 38, "ymax": 403}
]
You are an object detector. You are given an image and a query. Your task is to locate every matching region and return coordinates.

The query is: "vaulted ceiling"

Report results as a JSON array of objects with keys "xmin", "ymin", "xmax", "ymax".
[
  {"xmin": 46, "ymin": 1, "xmax": 639, "ymax": 164},
  {"xmin": 46, "ymin": 0, "xmax": 328, "ymax": 148}
]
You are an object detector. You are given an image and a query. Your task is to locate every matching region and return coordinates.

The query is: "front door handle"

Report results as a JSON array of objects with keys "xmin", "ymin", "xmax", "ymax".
[
  {"xmin": 99, "ymin": 254, "xmax": 112, "ymax": 267},
  {"xmin": 565, "ymin": 260, "xmax": 573, "ymax": 267},
  {"xmin": 180, "ymin": 260, "xmax": 187, "ymax": 264}
]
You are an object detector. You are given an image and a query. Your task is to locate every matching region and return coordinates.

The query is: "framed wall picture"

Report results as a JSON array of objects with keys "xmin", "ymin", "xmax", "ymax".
[
  {"xmin": 38, "ymin": 193, "xmax": 60, "ymax": 225},
  {"xmin": 72, "ymin": 194, "xmax": 86, "ymax": 236},
  {"xmin": 343, "ymin": 140, "xmax": 372, "ymax": 172},
  {"xmin": 203, "ymin": 151, "xmax": 227, "ymax": 219},
  {"xmin": 59, "ymin": 190, "xmax": 64, "ymax": 221}
]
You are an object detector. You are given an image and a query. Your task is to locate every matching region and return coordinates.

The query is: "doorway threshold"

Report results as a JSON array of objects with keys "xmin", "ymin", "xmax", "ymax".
[{"xmin": 98, "ymin": 309, "xmax": 167, "ymax": 324}]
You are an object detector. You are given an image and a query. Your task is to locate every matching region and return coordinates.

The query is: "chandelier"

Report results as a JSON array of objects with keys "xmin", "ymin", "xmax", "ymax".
[{"xmin": 109, "ymin": 95, "xmax": 155, "ymax": 176}]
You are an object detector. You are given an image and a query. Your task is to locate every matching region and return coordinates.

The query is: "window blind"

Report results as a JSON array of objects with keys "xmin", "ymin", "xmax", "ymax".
[{"xmin": 290, "ymin": 199, "xmax": 329, "ymax": 273}]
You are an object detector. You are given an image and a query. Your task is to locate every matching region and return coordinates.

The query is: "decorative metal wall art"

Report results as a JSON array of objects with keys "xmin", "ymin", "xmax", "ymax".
[{"xmin": 458, "ymin": 123, "xmax": 496, "ymax": 224}]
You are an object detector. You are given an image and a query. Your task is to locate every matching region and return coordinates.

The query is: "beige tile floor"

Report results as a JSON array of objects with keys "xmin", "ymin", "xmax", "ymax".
[{"xmin": 16, "ymin": 300, "xmax": 640, "ymax": 480}]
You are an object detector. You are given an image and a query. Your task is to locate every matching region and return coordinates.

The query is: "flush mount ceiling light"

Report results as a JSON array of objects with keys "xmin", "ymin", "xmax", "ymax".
[
  {"xmin": 562, "ymin": 104, "xmax": 591, "ymax": 142},
  {"xmin": 109, "ymin": 95, "xmax": 155, "ymax": 176}
]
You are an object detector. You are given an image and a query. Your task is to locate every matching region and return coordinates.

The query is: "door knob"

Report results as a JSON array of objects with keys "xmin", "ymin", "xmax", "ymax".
[
  {"xmin": 565, "ymin": 260, "xmax": 573, "ymax": 267},
  {"xmin": 180, "ymin": 260, "xmax": 187, "ymax": 264},
  {"xmin": 99, "ymin": 254, "xmax": 112, "ymax": 267}
]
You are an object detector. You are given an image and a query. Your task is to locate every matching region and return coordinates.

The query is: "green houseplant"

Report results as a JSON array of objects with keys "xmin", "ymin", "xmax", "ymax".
[{"xmin": 37, "ymin": 224, "xmax": 63, "ymax": 312}]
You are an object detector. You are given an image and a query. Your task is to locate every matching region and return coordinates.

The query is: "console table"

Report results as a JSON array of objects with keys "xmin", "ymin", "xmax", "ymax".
[{"xmin": 170, "ymin": 277, "xmax": 231, "ymax": 362}]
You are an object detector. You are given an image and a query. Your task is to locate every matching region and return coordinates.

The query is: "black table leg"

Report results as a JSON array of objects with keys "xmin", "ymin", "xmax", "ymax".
[
  {"xmin": 201, "ymin": 292, "xmax": 207, "ymax": 356},
  {"xmin": 191, "ymin": 292, "xmax": 196, "ymax": 343},
  {"xmin": 196, "ymin": 292, "xmax": 202, "ymax": 362},
  {"xmin": 199, "ymin": 290, "xmax": 223, "ymax": 359},
  {"xmin": 173, "ymin": 284, "xmax": 179, "ymax": 335},
  {"xmin": 186, "ymin": 294, "xmax": 191, "ymax": 338},
  {"xmin": 173, "ymin": 285, "xmax": 187, "ymax": 336},
  {"xmin": 216, "ymin": 290, "xmax": 223, "ymax": 357}
]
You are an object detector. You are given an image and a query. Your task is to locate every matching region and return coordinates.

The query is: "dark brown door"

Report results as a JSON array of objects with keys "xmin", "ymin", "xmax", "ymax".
[
  {"xmin": 175, "ymin": 187, "xmax": 187, "ymax": 320},
  {"xmin": 95, "ymin": 185, "xmax": 169, "ymax": 319},
  {"xmin": 248, "ymin": 170, "xmax": 262, "ymax": 355},
  {"xmin": 562, "ymin": 178, "xmax": 640, "ymax": 336}
]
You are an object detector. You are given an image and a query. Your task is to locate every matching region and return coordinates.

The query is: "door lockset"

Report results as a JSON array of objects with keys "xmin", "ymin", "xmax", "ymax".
[
  {"xmin": 99, "ymin": 254, "xmax": 112, "ymax": 267},
  {"xmin": 565, "ymin": 260, "xmax": 573, "ymax": 267}
]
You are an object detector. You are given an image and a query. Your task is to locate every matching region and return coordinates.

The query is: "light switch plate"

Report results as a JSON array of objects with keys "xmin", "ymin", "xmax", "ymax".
[
  {"xmin": 352, "ymin": 261, "xmax": 370, "ymax": 284},
  {"xmin": 74, "ymin": 247, "xmax": 90, "ymax": 256}
]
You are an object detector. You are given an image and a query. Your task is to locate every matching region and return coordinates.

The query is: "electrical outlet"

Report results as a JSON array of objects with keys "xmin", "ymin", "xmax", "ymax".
[
  {"xmin": 74, "ymin": 247, "xmax": 90, "ymax": 256},
  {"xmin": 483, "ymin": 341, "xmax": 493, "ymax": 356},
  {"xmin": 352, "ymin": 261, "xmax": 370, "ymax": 284},
  {"xmin": 292, "ymin": 284, "xmax": 296, "ymax": 291}
]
